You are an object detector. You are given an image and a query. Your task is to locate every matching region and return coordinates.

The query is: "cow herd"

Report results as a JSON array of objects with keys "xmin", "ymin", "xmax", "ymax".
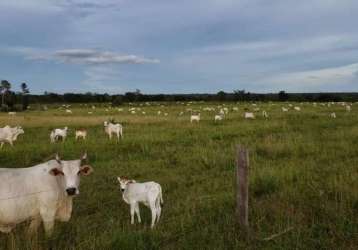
[{"xmin": 0, "ymin": 120, "xmax": 163, "ymax": 237}]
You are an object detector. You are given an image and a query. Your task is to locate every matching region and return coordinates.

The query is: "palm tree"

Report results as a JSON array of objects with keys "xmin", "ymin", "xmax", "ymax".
[
  {"xmin": 20, "ymin": 82, "xmax": 30, "ymax": 110},
  {"xmin": 1, "ymin": 80, "xmax": 11, "ymax": 106}
]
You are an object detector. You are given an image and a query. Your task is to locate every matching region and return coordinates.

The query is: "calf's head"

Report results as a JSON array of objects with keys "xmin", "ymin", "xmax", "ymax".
[
  {"xmin": 49, "ymin": 153, "xmax": 93, "ymax": 196},
  {"xmin": 117, "ymin": 177, "xmax": 136, "ymax": 192}
]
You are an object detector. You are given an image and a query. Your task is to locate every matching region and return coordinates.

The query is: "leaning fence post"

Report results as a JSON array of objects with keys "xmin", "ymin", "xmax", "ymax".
[{"xmin": 236, "ymin": 145, "xmax": 249, "ymax": 232}]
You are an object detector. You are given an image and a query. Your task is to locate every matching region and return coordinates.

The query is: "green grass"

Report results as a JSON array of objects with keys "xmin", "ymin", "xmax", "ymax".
[{"xmin": 0, "ymin": 102, "xmax": 357, "ymax": 249}]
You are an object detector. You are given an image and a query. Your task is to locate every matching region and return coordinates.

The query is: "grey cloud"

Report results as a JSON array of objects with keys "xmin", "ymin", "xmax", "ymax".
[{"xmin": 31, "ymin": 49, "xmax": 160, "ymax": 65}]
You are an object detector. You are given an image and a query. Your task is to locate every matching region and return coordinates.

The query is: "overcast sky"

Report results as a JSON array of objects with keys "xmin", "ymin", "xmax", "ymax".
[{"xmin": 0, "ymin": 0, "xmax": 358, "ymax": 94}]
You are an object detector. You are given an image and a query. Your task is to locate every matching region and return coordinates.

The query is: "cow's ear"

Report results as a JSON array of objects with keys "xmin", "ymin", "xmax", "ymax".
[
  {"xmin": 79, "ymin": 165, "xmax": 93, "ymax": 176},
  {"xmin": 49, "ymin": 168, "xmax": 64, "ymax": 176},
  {"xmin": 117, "ymin": 177, "xmax": 121, "ymax": 182}
]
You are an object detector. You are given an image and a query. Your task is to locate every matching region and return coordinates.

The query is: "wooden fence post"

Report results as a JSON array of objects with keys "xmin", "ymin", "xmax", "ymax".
[{"xmin": 236, "ymin": 145, "xmax": 249, "ymax": 231}]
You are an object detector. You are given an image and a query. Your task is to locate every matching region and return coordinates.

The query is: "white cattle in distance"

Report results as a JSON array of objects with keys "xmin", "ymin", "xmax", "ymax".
[
  {"xmin": 0, "ymin": 153, "xmax": 92, "ymax": 236},
  {"xmin": 244, "ymin": 112, "xmax": 255, "ymax": 119},
  {"xmin": 117, "ymin": 177, "xmax": 163, "ymax": 228},
  {"xmin": 214, "ymin": 114, "xmax": 223, "ymax": 122},
  {"xmin": 262, "ymin": 110, "xmax": 269, "ymax": 118},
  {"xmin": 75, "ymin": 129, "xmax": 87, "ymax": 141},
  {"xmin": 330, "ymin": 112, "xmax": 336, "ymax": 118},
  {"xmin": 190, "ymin": 114, "xmax": 200, "ymax": 123},
  {"xmin": 50, "ymin": 127, "xmax": 68, "ymax": 143}
]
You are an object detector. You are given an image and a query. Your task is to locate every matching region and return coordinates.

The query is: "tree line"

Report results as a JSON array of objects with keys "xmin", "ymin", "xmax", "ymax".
[{"xmin": 1, "ymin": 80, "xmax": 358, "ymax": 112}]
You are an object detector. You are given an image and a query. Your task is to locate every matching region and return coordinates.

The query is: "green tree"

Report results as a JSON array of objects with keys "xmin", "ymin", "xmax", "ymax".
[
  {"xmin": 278, "ymin": 90, "xmax": 289, "ymax": 101},
  {"xmin": 0, "ymin": 80, "xmax": 11, "ymax": 107}
]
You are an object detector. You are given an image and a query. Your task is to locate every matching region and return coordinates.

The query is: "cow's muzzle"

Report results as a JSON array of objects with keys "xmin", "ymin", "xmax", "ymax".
[{"xmin": 66, "ymin": 187, "xmax": 77, "ymax": 196}]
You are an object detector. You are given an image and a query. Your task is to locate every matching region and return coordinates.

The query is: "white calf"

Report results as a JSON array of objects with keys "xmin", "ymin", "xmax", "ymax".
[
  {"xmin": 104, "ymin": 121, "xmax": 123, "ymax": 140},
  {"xmin": 0, "ymin": 153, "xmax": 92, "ymax": 236},
  {"xmin": 117, "ymin": 177, "xmax": 163, "ymax": 228},
  {"xmin": 190, "ymin": 114, "xmax": 200, "ymax": 123}
]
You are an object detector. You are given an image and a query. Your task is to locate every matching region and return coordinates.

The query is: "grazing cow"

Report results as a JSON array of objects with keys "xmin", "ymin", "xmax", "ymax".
[
  {"xmin": 294, "ymin": 106, "xmax": 301, "ymax": 111},
  {"xmin": 0, "ymin": 153, "xmax": 92, "ymax": 236},
  {"xmin": 75, "ymin": 129, "xmax": 87, "ymax": 141},
  {"xmin": 330, "ymin": 112, "xmax": 336, "ymax": 118},
  {"xmin": 190, "ymin": 114, "xmax": 200, "ymax": 123},
  {"xmin": 50, "ymin": 127, "xmax": 68, "ymax": 143},
  {"xmin": 214, "ymin": 114, "xmax": 223, "ymax": 122},
  {"xmin": 244, "ymin": 112, "xmax": 255, "ymax": 119},
  {"xmin": 117, "ymin": 177, "xmax": 163, "ymax": 228},
  {"xmin": 0, "ymin": 126, "xmax": 24, "ymax": 148},
  {"xmin": 8, "ymin": 112, "xmax": 16, "ymax": 116},
  {"xmin": 65, "ymin": 109, "xmax": 72, "ymax": 114},
  {"xmin": 282, "ymin": 107, "xmax": 289, "ymax": 112},
  {"xmin": 104, "ymin": 121, "xmax": 123, "ymax": 140}
]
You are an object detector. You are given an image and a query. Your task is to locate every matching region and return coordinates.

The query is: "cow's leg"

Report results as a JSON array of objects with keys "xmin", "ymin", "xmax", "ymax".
[
  {"xmin": 156, "ymin": 199, "xmax": 162, "ymax": 223},
  {"xmin": 116, "ymin": 132, "xmax": 119, "ymax": 141},
  {"xmin": 27, "ymin": 217, "xmax": 41, "ymax": 235},
  {"xmin": 150, "ymin": 202, "xmax": 157, "ymax": 228},
  {"xmin": 9, "ymin": 140, "xmax": 13, "ymax": 147},
  {"xmin": 135, "ymin": 203, "xmax": 141, "ymax": 223},
  {"xmin": 130, "ymin": 203, "xmax": 135, "ymax": 224},
  {"xmin": 109, "ymin": 133, "xmax": 112, "ymax": 140},
  {"xmin": 0, "ymin": 142, "xmax": 4, "ymax": 148}
]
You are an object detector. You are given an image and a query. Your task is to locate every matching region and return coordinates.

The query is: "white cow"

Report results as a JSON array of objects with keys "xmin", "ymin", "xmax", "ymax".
[
  {"xmin": 330, "ymin": 112, "xmax": 336, "ymax": 118},
  {"xmin": 117, "ymin": 177, "xmax": 163, "ymax": 228},
  {"xmin": 50, "ymin": 127, "xmax": 68, "ymax": 143},
  {"xmin": 282, "ymin": 107, "xmax": 289, "ymax": 112},
  {"xmin": 294, "ymin": 106, "xmax": 301, "ymax": 111},
  {"xmin": 104, "ymin": 121, "xmax": 123, "ymax": 140},
  {"xmin": 75, "ymin": 129, "xmax": 87, "ymax": 141},
  {"xmin": 190, "ymin": 114, "xmax": 200, "ymax": 123},
  {"xmin": 0, "ymin": 153, "xmax": 92, "ymax": 236},
  {"xmin": 0, "ymin": 126, "xmax": 24, "ymax": 148},
  {"xmin": 244, "ymin": 112, "xmax": 255, "ymax": 119}
]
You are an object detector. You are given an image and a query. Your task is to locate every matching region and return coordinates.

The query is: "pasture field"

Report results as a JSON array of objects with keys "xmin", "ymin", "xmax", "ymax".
[{"xmin": 0, "ymin": 102, "xmax": 357, "ymax": 250}]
